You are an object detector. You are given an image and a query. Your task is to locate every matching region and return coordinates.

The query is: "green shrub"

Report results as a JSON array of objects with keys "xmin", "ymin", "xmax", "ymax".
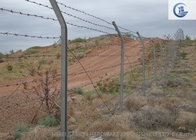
[
  {"xmin": 9, "ymin": 49, "xmax": 14, "ymax": 54},
  {"xmin": 96, "ymin": 78, "xmax": 120, "ymax": 94},
  {"xmin": 0, "ymin": 52, "xmax": 3, "ymax": 58},
  {"xmin": 6, "ymin": 63, "xmax": 13, "ymax": 72},
  {"xmin": 28, "ymin": 46, "xmax": 40, "ymax": 50},
  {"xmin": 180, "ymin": 51, "xmax": 188, "ymax": 59},
  {"xmin": 37, "ymin": 115, "xmax": 60, "ymax": 127},
  {"xmin": 72, "ymin": 38, "xmax": 86, "ymax": 43},
  {"xmin": 24, "ymin": 46, "xmax": 40, "ymax": 55},
  {"xmin": 95, "ymin": 40, "xmax": 99, "ymax": 46},
  {"xmin": 73, "ymin": 87, "xmax": 84, "ymax": 94},
  {"xmin": 29, "ymin": 67, "xmax": 36, "ymax": 76},
  {"xmin": 0, "ymin": 59, "xmax": 4, "ymax": 63},
  {"xmin": 76, "ymin": 54, "xmax": 84, "ymax": 59},
  {"xmin": 185, "ymin": 35, "xmax": 191, "ymax": 41},
  {"xmin": 24, "ymin": 49, "xmax": 39, "ymax": 55},
  {"xmin": 13, "ymin": 123, "xmax": 30, "ymax": 139},
  {"xmin": 84, "ymin": 90, "xmax": 95, "ymax": 100}
]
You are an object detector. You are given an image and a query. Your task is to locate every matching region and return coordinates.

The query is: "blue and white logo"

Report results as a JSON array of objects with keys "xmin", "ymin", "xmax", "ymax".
[{"xmin": 173, "ymin": 3, "xmax": 188, "ymax": 18}]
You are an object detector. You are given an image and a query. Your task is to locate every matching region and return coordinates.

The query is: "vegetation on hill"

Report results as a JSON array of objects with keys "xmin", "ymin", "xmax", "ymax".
[{"xmin": 1, "ymin": 36, "xmax": 196, "ymax": 140}]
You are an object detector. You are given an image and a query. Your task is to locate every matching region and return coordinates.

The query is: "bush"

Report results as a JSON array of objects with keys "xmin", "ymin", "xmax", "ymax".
[
  {"xmin": 84, "ymin": 90, "xmax": 95, "ymax": 100},
  {"xmin": 6, "ymin": 63, "xmax": 13, "ymax": 72},
  {"xmin": 9, "ymin": 49, "xmax": 14, "ymax": 54},
  {"xmin": 29, "ymin": 67, "xmax": 36, "ymax": 76},
  {"xmin": 24, "ymin": 47, "xmax": 39, "ymax": 55},
  {"xmin": 95, "ymin": 40, "xmax": 99, "ymax": 46},
  {"xmin": 76, "ymin": 54, "xmax": 84, "ymax": 59},
  {"xmin": 13, "ymin": 123, "xmax": 30, "ymax": 139},
  {"xmin": 73, "ymin": 87, "xmax": 84, "ymax": 94},
  {"xmin": 56, "ymin": 52, "xmax": 61, "ymax": 59},
  {"xmin": 0, "ymin": 59, "xmax": 4, "ymax": 63},
  {"xmin": 125, "ymin": 95, "xmax": 147, "ymax": 111},
  {"xmin": 0, "ymin": 52, "xmax": 3, "ymax": 59},
  {"xmin": 72, "ymin": 38, "xmax": 86, "ymax": 43},
  {"xmin": 96, "ymin": 78, "xmax": 120, "ymax": 94},
  {"xmin": 185, "ymin": 35, "xmax": 191, "ymax": 40},
  {"xmin": 132, "ymin": 106, "xmax": 178, "ymax": 129},
  {"xmin": 37, "ymin": 115, "xmax": 60, "ymax": 127},
  {"xmin": 180, "ymin": 51, "xmax": 188, "ymax": 59}
]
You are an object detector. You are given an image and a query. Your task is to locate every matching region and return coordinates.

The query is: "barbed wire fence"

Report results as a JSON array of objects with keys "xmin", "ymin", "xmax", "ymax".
[{"xmin": 0, "ymin": 0, "xmax": 185, "ymax": 140}]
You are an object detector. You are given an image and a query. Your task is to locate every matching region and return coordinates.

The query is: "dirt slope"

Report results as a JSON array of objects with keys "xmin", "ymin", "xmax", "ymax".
[{"xmin": 0, "ymin": 37, "xmax": 150, "ymax": 95}]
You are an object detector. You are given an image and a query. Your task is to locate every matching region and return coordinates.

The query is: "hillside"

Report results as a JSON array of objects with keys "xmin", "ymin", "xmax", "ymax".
[{"xmin": 0, "ymin": 36, "xmax": 196, "ymax": 140}]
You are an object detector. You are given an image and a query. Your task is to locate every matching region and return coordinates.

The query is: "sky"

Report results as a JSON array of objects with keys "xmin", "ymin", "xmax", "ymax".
[{"xmin": 0, "ymin": 0, "xmax": 196, "ymax": 54}]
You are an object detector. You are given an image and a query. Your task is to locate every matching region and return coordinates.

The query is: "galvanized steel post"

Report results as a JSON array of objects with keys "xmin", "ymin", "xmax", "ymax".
[
  {"xmin": 112, "ymin": 21, "xmax": 124, "ymax": 114},
  {"xmin": 150, "ymin": 40, "xmax": 157, "ymax": 86},
  {"xmin": 137, "ymin": 32, "xmax": 146, "ymax": 96},
  {"xmin": 49, "ymin": 0, "xmax": 67, "ymax": 140}
]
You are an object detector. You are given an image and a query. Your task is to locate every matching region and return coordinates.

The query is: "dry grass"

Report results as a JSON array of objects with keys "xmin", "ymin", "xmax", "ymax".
[
  {"xmin": 172, "ymin": 111, "xmax": 196, "ymax": 133},
  {"xmin": 157, "ymin": 97, "xmax": 183, "ymax": 114},
  {"xmin": 124, "ymin": 95, "xmax": 147, "ymax": 111},
  {"xmin": 20, "ymin": 126, "xmax": 60, "ymax": 140},
  {"xmin": 132, "ymin": 105, "xmax": 179, "ymax": 130}
]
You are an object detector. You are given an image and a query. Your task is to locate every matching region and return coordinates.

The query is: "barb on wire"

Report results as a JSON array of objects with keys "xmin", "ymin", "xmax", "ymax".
[
  {"xmin": 57, "ymin": 1, "xmax": 132, "ymax": 32},
  {"xmin": 0, "ymin": 32, "xmax": 60, "ymax": 39},
  {"xmin": 4, "ymin": 54, "xmax": 57, "ymax": 59},
  {"xmin": 24, "ymin": 0, "xmax": 111, "ymax": 34},
  {"xmin": 60, "ymin": 10, "xmax": 115, "ymax": 31},
  {"xmin": 25, "ymin": 0, "xmax": 131, "ymax": 33},
  {"xmin": 0, "ymin": 8, "xmax": 57, "ymax": 21},
  {"xmin": 65, "ymin": 21, "xmax": 110, "ymax": 34},
  {"xmin": 25, "ymin": 0, "xmax": 53, "ymax": 9},
  {"xmin": 57, "ymin": 2, "xmax": 111, "ymax": 25}
]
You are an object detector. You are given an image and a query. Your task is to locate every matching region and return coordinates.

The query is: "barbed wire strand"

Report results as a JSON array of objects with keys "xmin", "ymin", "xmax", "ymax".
[
  {"xmin": 0, "ymin": 32, "xmax": 60, "ymax": 39},
  {"xmin": 25, "ymin": 0, "xmax": 133, "ymax": 33},
  {"xmin": 56, "ymin": 1, "xmax": 132, "ymax": 32},
  {"xmin": 0, "ymin": 61, "xmax": 140, "ymax": 88},
  {"xmin": 0, "ymin": 8, "xmax": 57, "ymax": 21}
]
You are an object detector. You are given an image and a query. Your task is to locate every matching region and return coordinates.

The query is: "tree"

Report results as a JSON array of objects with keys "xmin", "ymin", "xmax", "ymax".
[
  {"xmin": 0, "ymin": 52, "xmax": 3, "ymax": 58},
  {"xmin": 185, "ymin": 35, "xmax": 191, "ymax": 40},
  {"xmin": 9, "ymin": 49, "xmax": 14, "ymax": 54},
  {"xmin": 23, "ymin": 68, "xmax": 60, "ymax": 122}
]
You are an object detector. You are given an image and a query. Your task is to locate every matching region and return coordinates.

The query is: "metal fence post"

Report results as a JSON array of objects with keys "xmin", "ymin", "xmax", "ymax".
[
  {"xmin": 150, "ymin": 40, "xmax": 157, "ymax": 86},
  {"xmin": 112, "ymin": 21, "xmax": 124, "ymax": 114},
  {"xmin": 158, "ymin": 42, "xmax": 164, "ymax": 77},
  {"xmin": 136, "ymin": 32, "xmax": 146, "ymax": 96},
  {"xmin": 49, "ymin": 0, "xmax": 67, "ymax": 140}
]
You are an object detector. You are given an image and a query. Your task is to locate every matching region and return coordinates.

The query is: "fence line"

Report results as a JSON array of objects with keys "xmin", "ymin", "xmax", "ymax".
[{"xmin": 0, "ymin": 1, "xmax": 185, "ymax": 139}]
